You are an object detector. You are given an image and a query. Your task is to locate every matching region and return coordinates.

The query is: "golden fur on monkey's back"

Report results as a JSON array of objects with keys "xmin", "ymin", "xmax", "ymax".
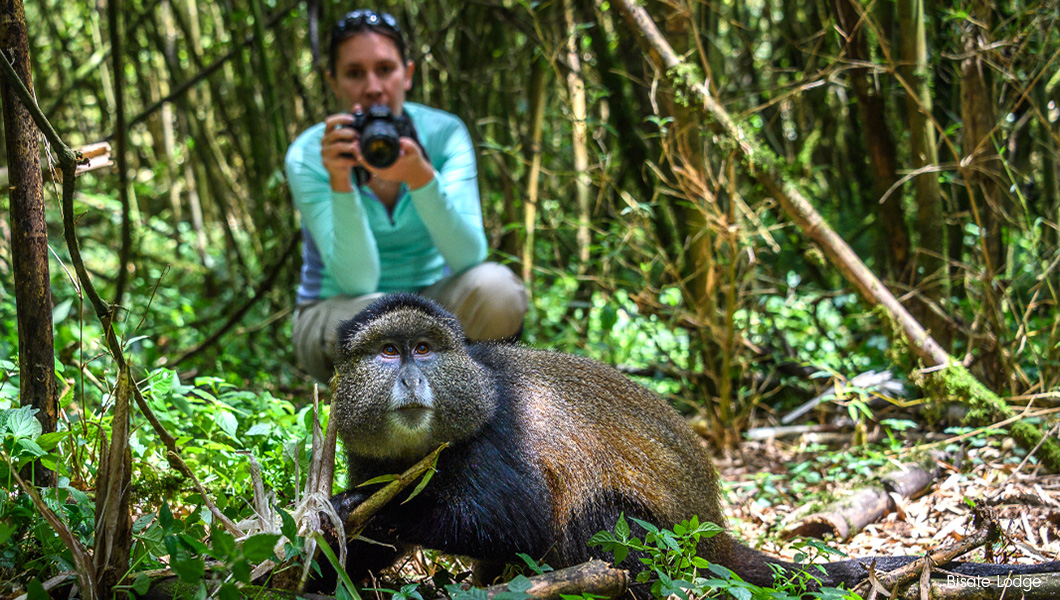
[{"xmin": 467, "ymin": 342, "xmax": 728, "ymax": 567}]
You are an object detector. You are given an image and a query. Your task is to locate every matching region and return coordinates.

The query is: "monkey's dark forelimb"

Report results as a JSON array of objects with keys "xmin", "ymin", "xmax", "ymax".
[
  {"xmin": 339, "ymin": 442, "xmax": 448, "ymax": 536},
  {"xmin": 306, "ymin": 444, "xmax": 447, "ymax": 594}
]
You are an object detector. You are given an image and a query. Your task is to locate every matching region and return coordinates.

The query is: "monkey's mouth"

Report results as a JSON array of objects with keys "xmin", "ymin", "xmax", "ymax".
[{"xmin": 390, "ymin": 405, "xmax": 433, "ymax": 427}]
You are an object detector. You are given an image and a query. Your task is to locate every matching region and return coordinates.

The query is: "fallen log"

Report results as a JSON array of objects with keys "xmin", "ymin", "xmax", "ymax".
[
  {"xmin": 482, "ymin": 560, "xmax": 629, "ymax": 600},
  {"xmin": 782, "ymin": 461, "xmax": 938, "ymax": 541}
]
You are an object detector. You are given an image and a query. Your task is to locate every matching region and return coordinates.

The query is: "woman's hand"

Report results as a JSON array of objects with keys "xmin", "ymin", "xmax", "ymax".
[
  {"xmin": 354, "ymin": 137, "xmax": 435, "ymax": 190},
  {"xmin": 321, "ymin": 113, "xmax": 360, "ymax": 192},
  {"xmin": 321, "ymin": 106, "xmax": 435, "ymax": 192}
]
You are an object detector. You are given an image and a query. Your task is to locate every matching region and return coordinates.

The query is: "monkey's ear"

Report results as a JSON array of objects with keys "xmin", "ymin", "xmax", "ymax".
[{"xmin": 335, "ymin": 317, "xmax": 364, "ymax": 360}]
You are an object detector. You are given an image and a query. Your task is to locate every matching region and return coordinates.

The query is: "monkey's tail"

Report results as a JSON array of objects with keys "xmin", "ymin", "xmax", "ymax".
[{"xmin": 716, "ymin": 535, "xmax": 1060, "ymax": 590}]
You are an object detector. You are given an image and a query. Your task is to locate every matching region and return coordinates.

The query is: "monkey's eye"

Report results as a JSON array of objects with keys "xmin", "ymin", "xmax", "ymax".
[
  {"xmin": 380, "ymin": 344, "xmax": 400, "ymax": 358},
  {"xmin": 413, "ymin": 342, "xmax": 432, "ymax": 356}
]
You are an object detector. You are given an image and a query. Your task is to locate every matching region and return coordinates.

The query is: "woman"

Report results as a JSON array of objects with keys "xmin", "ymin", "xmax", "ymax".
[{"xmin": 286, "ymin": 9, "xmax": 527, "ymax": 382}]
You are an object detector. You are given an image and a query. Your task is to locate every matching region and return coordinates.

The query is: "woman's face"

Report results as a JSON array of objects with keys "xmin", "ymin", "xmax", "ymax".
[{"xmin": 328, "ymin": 31, "xmax": 414, "ymax": 116}]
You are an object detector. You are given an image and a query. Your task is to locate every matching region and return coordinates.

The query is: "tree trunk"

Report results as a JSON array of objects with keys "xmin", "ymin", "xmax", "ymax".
[
  {"xmin": 522, "ymin": 56, "xmax": 547, "ymax": 289},
  {"xmin": 832, "ymin": 0, "xmax": 910, "ymax": 280},
  {"xmin": 250, "ymin": 0, "xmax": 287, "ymax": 165},
  {"xmin": 1, "ymin": 0, "xmax": 57, "ymax": 487},
  {"xmin": 93, "ymin": 370, "xmax": 133, "ymax": 600},
  {"xmin": 959, "ymin": 0, "xmax": 1007, "ymax": 391},
  {"xmin": 960, "ymin": 2, "xmax": 1004, "ymax": 278},
  {"xmin": 108, "ymin": 0, "xmax": 132, "ymax": 306},
  {"xmin": 562, "ymin": 0, "xmax": 593, "ymax": 274},
  {"xmin": 1037, "ymin": 82, "xmax": 1059, "ymax": 252},
  {"xmin": 898, "ymin": 0, "xmax": 950, "ymax": 348},
  {"xmin": 579, "ymin": 0, "xmax": 654, "ymax": 206}
]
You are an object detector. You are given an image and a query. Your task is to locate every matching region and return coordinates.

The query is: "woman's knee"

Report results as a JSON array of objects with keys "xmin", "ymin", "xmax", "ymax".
[{"xmin": 442, "ymin": 263, "xmax": 528, "ymax": 341}]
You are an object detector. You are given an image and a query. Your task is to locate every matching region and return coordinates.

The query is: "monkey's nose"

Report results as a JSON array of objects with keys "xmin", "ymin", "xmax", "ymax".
[
  {"xmin": 393, "ymin": 369, "xmax": 433, "ymax": 408},
  {"xmin": 400, "ymin": 373, "xmax": 421, "ymax": 389}
]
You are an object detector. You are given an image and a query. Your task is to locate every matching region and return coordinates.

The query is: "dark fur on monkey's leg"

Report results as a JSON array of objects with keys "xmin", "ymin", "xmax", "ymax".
[{"xmin": 311, "ymin": 293, "xmax": 1060, "ymax": 594}]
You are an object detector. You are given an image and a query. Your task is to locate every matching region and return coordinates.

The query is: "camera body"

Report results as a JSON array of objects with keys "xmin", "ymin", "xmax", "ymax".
[
  {"xmin": 340, "ymin": 105, "xmax": 424, "ymax": 187},
  {"xmin": 349, "ymin": 105, "xmax": 418, "ymax": 167}
]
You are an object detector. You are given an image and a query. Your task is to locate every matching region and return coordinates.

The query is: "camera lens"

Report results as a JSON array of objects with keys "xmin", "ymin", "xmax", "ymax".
[
  {"xmin": 360, "ymin": 119, "xmax": 401, "ymax": 168},
  {"xmin": 352, "ymin": 105, "xmax": 400, "ymax": 168}
]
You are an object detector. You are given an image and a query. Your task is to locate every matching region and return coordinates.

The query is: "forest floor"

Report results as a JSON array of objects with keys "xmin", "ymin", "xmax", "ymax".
[
  {"xmin": 377, "ymin": 432, "xmax": 1059, "ymax": 595},
  {"xmin": 718, "ymin": 438, "xmax": 1060, "ymax": 566}
]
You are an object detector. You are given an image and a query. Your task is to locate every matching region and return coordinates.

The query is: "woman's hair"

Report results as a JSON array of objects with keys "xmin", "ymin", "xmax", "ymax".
[{"xmin": 328, "ymin": 9, "xmax": 407, "ymax": 72}]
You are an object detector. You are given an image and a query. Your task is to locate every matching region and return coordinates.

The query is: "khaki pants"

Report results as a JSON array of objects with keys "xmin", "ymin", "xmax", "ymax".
[{"xmin": 292, "ymin": 262, "xmax": 528, "ymax": 382}]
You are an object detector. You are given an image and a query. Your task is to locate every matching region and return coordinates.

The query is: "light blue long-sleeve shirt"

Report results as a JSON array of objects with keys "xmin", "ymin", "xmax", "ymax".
[{"xmin": 285, "ymin": 102, "xmax": 489, "ymax": 303}]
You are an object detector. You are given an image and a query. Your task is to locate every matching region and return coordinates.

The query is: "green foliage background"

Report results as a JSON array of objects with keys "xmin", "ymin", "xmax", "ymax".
[{"xmin": 0, "ymin": 0, "xmax": 1058, "ymax": 593}]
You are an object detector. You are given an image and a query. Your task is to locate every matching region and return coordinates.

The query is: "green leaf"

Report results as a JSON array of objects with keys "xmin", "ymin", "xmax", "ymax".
[
  {"xmin": 403, "ymin": 466, "xmax": 437, "ymax": 504},
  {"xmin": 357, "ymin": 473, "xmax": 399, "ymax": 486},
  {"xmin": 38, "ymin": 454, "xmax": 59, "ymax": 472},
  {"xmin": 215, "ymin": 411, "xmax": 239, "ymax": 439},
  {"xmin": 147, "ymin": 368, "xmax": 176, "ymax": 397},
  {"xmin": 280, "ymin": 507, "xmax": 298, "ymax": 540},
  {"xmin": 26, "ymin": 579, "xmax": 49, "ymax": 600},
  {"xmin": 707, "ymin": 563, "xmax": 735, "ymax": 579},
  {"xmin": 614, "ymin": 514, "xmax": 630, "ymax": 540},
  {"xmin": 629, "ymin": 517, "xmax": 658, "ymax": 535},
  {"xmin": 179, "ymin": 534, "xmax": 211, "ymax": 555},
  {"xmin": 131, "ymin": 573, "xmax": 152, "ymax": 597},
  {"xmin": 171, "ymin": 393, "xmax": 193, "ymax": 415},
  {"xmin": 313, "ymin": 531, "xmax": 361, "ymax": 599},
  {"xmin": 444, "ymin": 584, "xmax": 488, "ymax": 600},
  {"xmin": 36, "ymin": 431, "xmax": 71, "ymax": 451},
  {"xmin": 507, "ymin": 575, "xmax": 534, "ymax": 593},
  {"xmin": 695, "ymin": 522, "xmax": 723, "ymax": 538},
  {"xmin": 242, "ymin": 533, "xmax": 280, "ymax": 562},
  {"xmin": 170, "ymin": 555, "xmax": 205, "ymax": 581},
  {"xmin": 246, "ymin": 423, "xmax": 272, "ymax": 436},
  {"xmin": 51, "ymin": 299, "xmax": 73, "ymax": 325},
  {"xmin": 588, "ymin": 531, "xmax": 616, "ymax": 545},
  {"xmin": 218, "ymin": 583, "xmax": 241, "ymax": 600},
  {"xmin": 516, "ymin": 552, "xmax": 552, "ymax": 575},
  {"xmin": 190, "ymin": 388, "xmax": 218, "ymax": 403},
  {"xmin": 6, "ymin": 406, "xmax": 42, "ymax": 439},
  {"xmin": 211, "ymin": 530, "xmax": 236, "ymax": 559},
  {"xmin": 0, "ymin": 523, "xmax": 14, "ymax": 545},
  {"xmin": 600, "ymin": 305, "xmax": 618, "ymax": 331},
  {"xmin": 661, "ymin": 534, "xmax": 682, "ymax": 553},
  {"xmin": 232, "ymin": 556, "xmax": 252, "ymax": 583},
  {"xmin": 399, "ymin": 584, "xmax": 424, "ymax": 600},
  {"xmin": 16, "ymin": 438, "xmax": 47, "ymax": 458},
  {"xmin": 159, "ymin": 502, "xmax": 175, "ymax": 533}
]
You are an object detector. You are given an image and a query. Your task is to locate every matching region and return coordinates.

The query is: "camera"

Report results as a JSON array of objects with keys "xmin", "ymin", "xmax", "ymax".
[
  {"xmin": 341, "ymin": 105, "xmax": 425, "ymax": 187},
  {"xmin": 347, "ymin": 105, "xmax": 419, "ymax": 168}
]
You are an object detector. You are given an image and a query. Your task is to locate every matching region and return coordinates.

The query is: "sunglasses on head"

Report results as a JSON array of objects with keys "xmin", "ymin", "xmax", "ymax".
[{"xmin": 335, "ymin": 9, "xmax": 400, "ymax": 35}]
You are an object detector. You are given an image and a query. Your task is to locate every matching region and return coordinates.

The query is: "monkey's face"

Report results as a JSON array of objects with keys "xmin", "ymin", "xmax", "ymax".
[{"xmin": 333, "ymin": 306, "xmax": 496, "ymax": 462}]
